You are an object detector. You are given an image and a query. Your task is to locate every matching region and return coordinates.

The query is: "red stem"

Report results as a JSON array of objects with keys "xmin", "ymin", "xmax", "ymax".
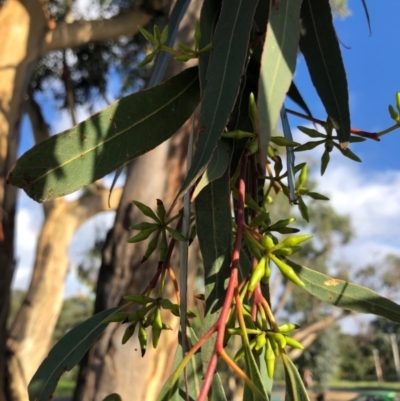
[
  {"xmin": 286, "ymin": 108, "xmax": 380, "ymax": 141},
  {"xmin": 197, "ymin": 156, "xmax": 248, "ymax": 401}
]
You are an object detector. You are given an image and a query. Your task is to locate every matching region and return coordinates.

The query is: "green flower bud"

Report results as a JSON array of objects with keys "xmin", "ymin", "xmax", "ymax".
[
  {"xmin": 269, "ymin": 254, "xmax": 305, "ymax": 288},
  {"xmin": 122, "ymin": 323, "xmax": 137, "ymax": 344},
  {"xmin": 248, "ymin": 257, "xmax": 266, "ymax": 292},
  {"xmin": 284, "ymin": 335, "xmax": 304, "ymax": 350},
  {"xmin": 277, "ymin": 323, "xmax": 300, "ymax": 333},
  {"xmin": 255, "ymin": 333, "xmax": 267, "ymax": 351},
  {"xmin": 138, "ymin": 324, "xmax": 148, "ymax": 357},
  {"xmin": 265, "ymin": 339, "xmax": 276, "ymax": 379}
]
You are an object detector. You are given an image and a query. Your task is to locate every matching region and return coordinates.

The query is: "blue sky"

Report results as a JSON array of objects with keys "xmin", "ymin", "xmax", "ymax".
[{"xmin": 13, "ymin": 1, "xmax": 400, "ymax": 330}]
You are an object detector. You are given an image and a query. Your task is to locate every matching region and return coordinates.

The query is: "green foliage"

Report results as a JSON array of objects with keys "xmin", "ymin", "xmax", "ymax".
[{"xmin": 9, "ymin": 1, "xmax": 400, "ymax": 400}]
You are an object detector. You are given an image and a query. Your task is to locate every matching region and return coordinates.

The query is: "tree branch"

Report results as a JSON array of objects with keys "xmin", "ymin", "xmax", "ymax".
[{"xmin": 41, "ymin": 6, "xmax": 162, "ymax": 55}]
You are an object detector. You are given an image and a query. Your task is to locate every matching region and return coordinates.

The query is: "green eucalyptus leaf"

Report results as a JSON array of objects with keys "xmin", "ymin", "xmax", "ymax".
[
  {"xmin": 195, "ymin": 167, "xmax": 232, "ymax": 374},
  {"xmin": 305, "ymin": 192, "xmax": 329, "ymax": 201},
  {"xmin": 287, "ymin": 82, "xmax": 313, "ymax": 119},
  {"xmin": 321, "ymin": 149, "xmax": 330, "ymax": 175},
  {"xmin": 102, "ymin": 394, "xmax": 123, "ymax": 401},
  {"xmin": 270, "ymin": 137, "xmax": 301, "ymax": 147},
  {"xmin": 281, "ymin": 353, "xmax": 310, "ymax": 401},
  {"xmin": 28, "ymin": 307, "xmax": 121, "ymax": 401},
  {"xmin": 258, "ymin": 0, "xmax": 303, "ymax": 158},
  {"xmin": 299, "ymin": 0, "xmax": 350, "ymax": 144},
  {"xmin": 298, "ymin": 126, "xmax": 326, "ymax": 139},
  {"xmin": 294, "ymin": 140, "xmax": 325, "ymax": 152},
  {"xmin": 348, "ymin": 136, "xmax": 367, "ymax": 143},
  {"xmin": 335, "ymin": 143, "xmax": 362, "ymax": 162},
  {"xmin": 243, "ymin": 342, "xmax": 270, "ymax": 401},
  {"xmin": 287, "ymin": 259, "xmax": 400, "ymax": 324},
  {"xmin": 298, "ymin": 196, "xmax": 309, "ymax": 222},
  {"xmin": 175, "ymin": 0, "xmax": 258, "ymax": 203},
  {"xmin": 8, "ymin": 68, "xmax": 200, "ymax": 202},
  {"xmin": 192, "ymin": 140, "xmax": 231, "ymax": 199}
]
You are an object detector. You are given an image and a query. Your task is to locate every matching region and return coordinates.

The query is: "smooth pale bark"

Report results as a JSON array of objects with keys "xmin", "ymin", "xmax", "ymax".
[
  {"xmin": 7, "ymin": 187, "xmax": 122, "ymax": 401},
  {"xmin": 0, "ymin": 2, "xmax": 48, "ymax": 399},
  {"xmin": 0, "ymin": 1, "xmax": 163, "ymax": 399}
]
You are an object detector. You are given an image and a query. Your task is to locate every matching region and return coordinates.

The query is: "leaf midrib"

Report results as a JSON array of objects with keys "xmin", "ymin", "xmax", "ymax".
[{"xmin": 28, "ymin": 74, "xmax": 198, "ymax": 187}]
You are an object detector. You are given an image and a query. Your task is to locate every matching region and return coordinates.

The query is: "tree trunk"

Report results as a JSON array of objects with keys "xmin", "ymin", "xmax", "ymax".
[
  {"xmin": 0, "ymin": 1, "xmax": 164, "ymax": 399},
  {"xmin": 73, "ymin": 4, "xmax": 202, "ymax": 400},
  {"xmin": 0, "ymin": 2, "xmax": 49, "ymax": 399},
  {"xmin": 6, "ymin": 188, "xmax": 122, "ymax": 401}
]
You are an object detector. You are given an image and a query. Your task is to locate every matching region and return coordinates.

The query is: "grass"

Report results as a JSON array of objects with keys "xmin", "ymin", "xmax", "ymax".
[
  {"xmin": 329, "ymin": 381, "xmax": 400, "ymax": 391},
  {"xmin": 54, "ymin": 377, "xmax": 76, "ymax": 396}
]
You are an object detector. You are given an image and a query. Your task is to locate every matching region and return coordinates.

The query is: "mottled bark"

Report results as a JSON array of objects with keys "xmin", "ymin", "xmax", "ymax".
[
  {"xmin": 7, "ymin": 187, "xmax": 122, "ymax": 401},
  {"xmin": 0, "ymin": 2, "xmax": 48, "ymax": 399}
]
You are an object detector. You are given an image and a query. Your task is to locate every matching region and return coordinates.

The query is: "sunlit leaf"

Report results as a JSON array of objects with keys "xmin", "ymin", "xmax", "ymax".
[
  {"xmin": 287, "ymin": 259, "xmax": 400, "ymax": 324},
  {"xmin": 258, "ymin": 0, "xmax": 302, "ymax": 158},
  {"xmin": 8, "ymin": 68, "xmax": 200, "ymax": 202}
]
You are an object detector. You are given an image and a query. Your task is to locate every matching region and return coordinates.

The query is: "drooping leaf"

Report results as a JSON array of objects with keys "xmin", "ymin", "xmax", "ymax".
[
  {"xmin": 192, "ymin": 140, "xmax": 231, "ymax": 199},
  {"xmin": 195, "ymin": 166, "xmax": 232, "ymax": 373},
  {"xmin": 287, "ymin": 82, "xmax": 313, "ymax": 119},
  {"xmin": 28, "ymin": 307, "xmax": 121, "ymax": 401},
  {"xmin": 175, "ymin": 0, "xmax": 259, "ymax": 203},
  {"xmin": 287, "ymin": 259, "xmax": 400, "ymax": 324},
  {"xmin": 299, "ymin": 0, "xmax": 350, "ymax": 144},
  {"xmin": 8, "ymin": 68, "xmax": 200, "ymax": 202},
  {"xmin": 281, "ymin": 353, "xmax": 310, "ymax": 401},
  {"xmin": 157, "ymin": 328, "xmax": 226, "ymax": 401},
  {"xmin": 360, "ymin": 0, "xmax": 372, "ymax": 35},
  {"xmin": 258, "ymin": 0, "xmax": 303, "ymax": 152},
  {"xmin": 243, "ymin": 344, "xmax": 270, "ymax": 401},
  {"xmin": 198, "ymin": 0, "xmax": 222, "ymax": 95}
]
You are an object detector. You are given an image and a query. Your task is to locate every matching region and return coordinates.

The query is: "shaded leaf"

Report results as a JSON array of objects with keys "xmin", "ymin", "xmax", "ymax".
[
  {"xmin": 192, "ymin": 140, "xmax": 231, "ymax": 199},
  {"xmin": 334, "ymin": 143, "xmax": 362, "ymax": 162},
  {"xmin": 243, "ymin": 344, "xmax": 270, "ymax": 401},
  {"xmin": 360, "ymin": 0, "xmax": 372, "ymax": 35},
  {"xmin": 299, "ymin": 0, "xmax": 350, "ymax": 144},
  {"xmin": 176, "ymin": 0, "xmax": 259, "ymax": 203},
  {"xmin": 298, "ymin": 126, "xmax": 326, "ymax": 139},
  {"xmin": 198, "ymin": 0, "xmax": 221, "ymax": 95},
  {"xmin": 287, "ymin": 82, "xmax": 313, "ymax": 119},
  {"xmin": 8, "ymin": 68, "xmax": 200, "ymax": 202},
  {"xmin": 102, "ymin": 394, "xmax": 123, "ymax": 401},
  {"xmin": 321, "ymin": 149, "xmax": 330, "ymax": 175},
  {"xmin": 298, "ymin": 196, "xmax": 309, "ymax": 222},
  {"xmin": 195, "ymin": 166, "xmax": 232, "ymax": 373},
  {"xmin": 305, "ymin": 192, "xmax": 329, "ymax": 201},
  {"xmin": 287, "ymin": 259, "xmax": 400, "ymax": 324},
  {"xmin": 281, "ymin": 353, "xmax": 310, "ymax": 401},
  {"xmin": 28, "ymin": 307, "xmax": 120, "ymax": 401},
  {"xmin": 157, "ymin": 328, "xmax": 226, "ymax": 401},
  {"xmin": 294, "ymin": 140, "xmax": 325, "ymax": 152},
  {"xmin": 258, "ymin": 0, "xmax": 303, "ymax": 157}
]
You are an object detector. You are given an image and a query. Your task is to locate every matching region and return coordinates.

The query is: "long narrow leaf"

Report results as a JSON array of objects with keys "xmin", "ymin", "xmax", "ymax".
[
  {"xmin": 157, "ymin": 328, "xmax": 226, "ymax": 401},
  {"xmin": 287, "ymin": 259, "xmax": 400, "ymax": 324},
  {"xmin": 175, "ymin": 0, "xmax": 258, "ymax": 203},
  {"xmin": 281, "ymin": 353, "xmax": 310, "ymax": 401},
  {"xmin": 8, "ymin": 68, "xmax": 200, "ymax": 202},
  {"xmin": 195, "ymin": 165, "xmax": 232, "ymax": 373},
  {"xmin": 258, "ymin": 0, "xmax": 302, "ymax": 153},
  {"xmin": 28, "ymin": 307, "xmax": 121, "ymax": 401},
  {"xmin": 299, "ymin": 0, "xmax": 350, "ymax": 144},
  {"xmin": 192, "ymin": 140, "xmax": 231, "ymax": 199}
]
